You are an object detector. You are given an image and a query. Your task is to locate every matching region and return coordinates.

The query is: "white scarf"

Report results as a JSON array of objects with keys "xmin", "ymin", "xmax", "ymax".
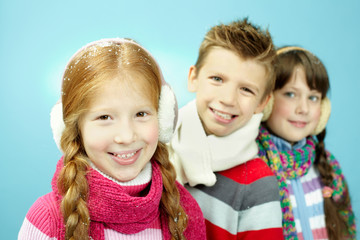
[{"xmin": 169, "ymin": 100, "xmax": 262, "ymax": 187}]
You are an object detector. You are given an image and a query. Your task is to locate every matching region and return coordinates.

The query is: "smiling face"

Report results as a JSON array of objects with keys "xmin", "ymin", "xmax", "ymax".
[
  {"xmin": 80, "ymin": 77, "xmax": 159, "ymax": 182},
  {"xmin": 266, "ymin": 66, "xmax": 322, "ymax": 143},
  {"xmin": 188, "ymin": 47, "xmax": 269, "ymax": 137}
]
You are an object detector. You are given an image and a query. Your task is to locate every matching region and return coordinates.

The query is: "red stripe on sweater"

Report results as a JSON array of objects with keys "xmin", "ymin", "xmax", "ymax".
[
  {"xmin": 218, "ymin": 158, "xmax": 274, "ymax": 184},
  {"xmin": 205, "ymin": 219, "xmax": 236, "ymax": 239},
  {"xmin": 236, "ymin": 228, "xmax": 284, "ymax": 240},
  {"xmin": 205, "ymin": 219, "xmax": 284, "ymax": 240}
]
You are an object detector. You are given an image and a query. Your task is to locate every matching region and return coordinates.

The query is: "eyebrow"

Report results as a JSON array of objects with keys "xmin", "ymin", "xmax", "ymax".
[
  {"xmin": 309, "ymin": 90, "xmax": 322, "ymax": 95},
  {"xmin": 208, "ymin": 71, "xmax": 225, "ymax": 77},
  {"xmin": 283, "ymin": 86, "xmax": 321, "ymax": 94}
]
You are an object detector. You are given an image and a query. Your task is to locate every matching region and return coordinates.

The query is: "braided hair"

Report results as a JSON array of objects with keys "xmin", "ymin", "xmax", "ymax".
[
  {"xmin": 58, "ymin": 40, "xmax": 187, "ymax": 239},
  {"xmin": 275, "ymin": 47, "xmax": 352, "ymax": 239}
]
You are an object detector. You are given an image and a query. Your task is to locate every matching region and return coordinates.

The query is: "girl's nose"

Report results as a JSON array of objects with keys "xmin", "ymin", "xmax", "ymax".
[
  {"xmin": 113, "ymin": 121, "xmax": 136, "ymax": 144},
  {"xmin": 296, "ymin": 97, "xmax": 309, "ymax": 115}
]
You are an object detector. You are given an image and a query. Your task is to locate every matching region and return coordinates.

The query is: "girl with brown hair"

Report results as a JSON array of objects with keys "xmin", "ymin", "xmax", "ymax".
[{"xmin": 257, "ymin": 46, "xmax": 356, "ymax": 239}]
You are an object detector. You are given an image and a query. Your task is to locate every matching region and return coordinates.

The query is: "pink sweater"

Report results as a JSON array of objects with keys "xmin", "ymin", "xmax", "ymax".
[{"xmin": 18, "ymin": 160, "xmax": 206, "ymax": 239}]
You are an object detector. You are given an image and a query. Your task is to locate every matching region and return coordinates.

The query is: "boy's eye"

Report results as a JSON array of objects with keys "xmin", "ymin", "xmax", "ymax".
[
  {"xmin": 284, "ymin": 92, "xmax": 295, "ymax": 98},
  {"xmin": 211, "ymin": 76, "xmax": 223, "ymax": 82},
  {"xmin": 136, "ymin": 112, "xmax": 148, "ymax": 117},
  {"xmin": 98, "ymin": 115, "xmax": 111, "ymax": 120},
  {"xmin": 240, "ymin": 87, "xmax": 254, "ymax": 94}
]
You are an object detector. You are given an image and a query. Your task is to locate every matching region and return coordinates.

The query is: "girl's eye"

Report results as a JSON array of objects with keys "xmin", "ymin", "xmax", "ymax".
[
  {"xmin": 98, "ymin": 115, "xmax": 111, "ymax": 120},
  {"xmin": 136, "ymin": 112, "xmax": 148, "ymax": 117},
  {"xmin": 284, "ymin": 92, "xmax": 295, "ymax": 98},
  {"xmin": 309, "ymin": 95, "xmax": 320, "ymax": 102},
  {"xmin": 211, "ymin": 76, "xmax": 223, "ymax": 82}
]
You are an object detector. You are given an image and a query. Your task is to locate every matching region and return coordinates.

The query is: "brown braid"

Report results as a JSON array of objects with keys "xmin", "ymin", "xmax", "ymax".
[
  {"xmin": 58, "ymin": 114, "xmax": 90, "ymax": 240},
  {"xmin": 273, "ymin": 47, "xmax": 354, "ymax": 239},
  {"xmin": 314, "ymin": 129, "xmax": 350, "ymax": 239},
  {"xmin": 154, "ymin": 142, "xmax": 188, "ymax": 239}
]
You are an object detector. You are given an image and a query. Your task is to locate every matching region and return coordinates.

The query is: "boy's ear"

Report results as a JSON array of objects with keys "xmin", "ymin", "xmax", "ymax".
[
  {"xmin": 255, "ymin": 94, "xmax": 271, "ymax": 114},
  {"xmin": 188, "ymin": 65, "xmax": 198, "ymax": 92}
]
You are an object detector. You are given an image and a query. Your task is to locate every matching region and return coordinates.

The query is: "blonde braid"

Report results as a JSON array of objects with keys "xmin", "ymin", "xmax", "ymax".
[
  {"xmin": 155, "ymin": 142, "xmax": 188, "ymax": 239},
  {"xmin": 58, "ymin": 115, "xmax": 90, "ymax": 240}
]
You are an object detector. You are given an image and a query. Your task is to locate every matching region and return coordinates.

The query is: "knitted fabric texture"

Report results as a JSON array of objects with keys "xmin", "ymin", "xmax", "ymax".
[
  {"xmin": 51, "ymin": 157, "xmax": 171, "ymax": 240},
  {"xmin": 256, "ymin": 125, "xmax": 356, "ymax": 239},
  {"xmin": 326, "ymin": 152, "xmax": 356, "ymax": 238}
]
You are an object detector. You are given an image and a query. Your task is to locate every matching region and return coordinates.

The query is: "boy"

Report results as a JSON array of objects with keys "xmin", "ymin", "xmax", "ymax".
[{"xmin": 168, "ymin": 19, "xmax": 284, "ymax": 239}]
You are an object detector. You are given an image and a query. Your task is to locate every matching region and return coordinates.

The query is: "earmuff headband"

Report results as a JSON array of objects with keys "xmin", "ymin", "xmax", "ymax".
[{"xmin": 262, "ymin": 46, "xmax": 331, "ymax": 135}]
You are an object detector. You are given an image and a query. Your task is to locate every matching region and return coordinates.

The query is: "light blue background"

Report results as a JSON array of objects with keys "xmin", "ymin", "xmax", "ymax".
[{"xmin": 1, "ymin": 0, "xmax": 359, "ymax": 238}]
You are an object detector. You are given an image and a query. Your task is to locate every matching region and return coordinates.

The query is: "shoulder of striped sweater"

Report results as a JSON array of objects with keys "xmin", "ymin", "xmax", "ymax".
[
  {"xmin": 176, "ymin": 182, "xmax": 207, "ymax": 239},
  {"xmin": 219, "ymin": 158, "xmax": 275, "ymax": 184},
  {"xmin": 23, "ymin": 192, "xmax": 59, "ymax": 238},
  {"xmin": 246, "ymin": 158, "xmax": 275, "ymax": 177}
]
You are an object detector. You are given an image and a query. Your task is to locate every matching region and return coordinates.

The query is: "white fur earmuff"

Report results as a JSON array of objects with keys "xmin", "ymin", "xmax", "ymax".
[
  {"xmin": 50, "ymin": 101, "xmax": 65, "ymax": 150},
  {"xmin": 158, "ymin": 84, "xmax": 177, "ymax": 143}
]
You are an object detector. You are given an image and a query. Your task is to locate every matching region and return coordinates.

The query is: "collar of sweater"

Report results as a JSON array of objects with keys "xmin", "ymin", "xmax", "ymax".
[
  {"xmin": 270, "ymin": 134, "xmax": 307, "ymax": 151},
  {"xmin": 170, "ymin": 99, "xmax": 261, "ymax": 187},
  {"xmin": 90, "ymin": 161, "xmax": 152, "ymax": 196}
]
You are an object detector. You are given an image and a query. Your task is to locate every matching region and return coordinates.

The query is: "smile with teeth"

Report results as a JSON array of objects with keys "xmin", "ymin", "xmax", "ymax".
[
  {"xmin": 111, "ymin": 151, "xmax": 137, "ymax": 160},
  {"xmin": 213, "ymin": 109, "xmax": 233, "ymax": 120}
]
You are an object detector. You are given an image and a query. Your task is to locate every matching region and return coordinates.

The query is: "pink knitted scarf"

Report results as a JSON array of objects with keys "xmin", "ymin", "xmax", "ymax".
[{"xmin": 51, "ymin": 157, "xmax": 171, "ymax": 240}]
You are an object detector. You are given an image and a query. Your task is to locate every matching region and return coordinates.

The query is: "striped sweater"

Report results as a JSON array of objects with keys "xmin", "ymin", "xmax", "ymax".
[
  {"xmin": 287, "ymin": 166, "xmax": 327, "ymax": 240},
  {"xmin": 186, "ymin": 158, "xmax": 284, "ymax": 239},
  {"xmin": 271, "ymin": 134, "xmax": 328, "ymax": 239}
]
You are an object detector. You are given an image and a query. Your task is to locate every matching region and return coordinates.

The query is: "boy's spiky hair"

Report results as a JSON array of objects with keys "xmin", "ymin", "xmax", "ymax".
[{"xmin": 194, "ymin": 18, "xmax": 276, "ymax": 100}]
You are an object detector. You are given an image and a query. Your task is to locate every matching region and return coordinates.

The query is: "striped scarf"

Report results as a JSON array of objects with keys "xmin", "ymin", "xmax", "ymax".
[{"xmin": 256, "ymin": 125, "xmax": 356, "ymax": 239}]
